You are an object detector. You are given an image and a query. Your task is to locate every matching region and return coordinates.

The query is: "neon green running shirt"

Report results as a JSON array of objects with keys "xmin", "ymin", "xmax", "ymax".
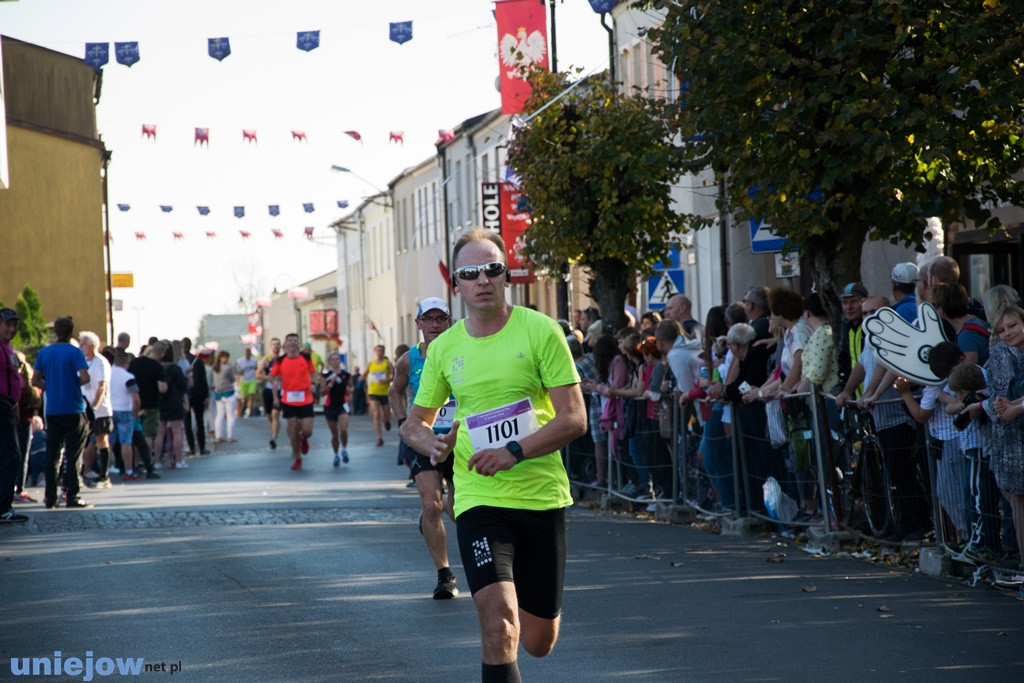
[{"xmin": 415, "ymin": 306, "xmax": 580, "ymax": 517}]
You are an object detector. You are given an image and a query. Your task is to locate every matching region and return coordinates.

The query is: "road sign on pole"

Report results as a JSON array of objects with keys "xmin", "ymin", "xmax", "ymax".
[{"xmin": 646, "ymin": 247, "xmax": 685, "ymax": 310}]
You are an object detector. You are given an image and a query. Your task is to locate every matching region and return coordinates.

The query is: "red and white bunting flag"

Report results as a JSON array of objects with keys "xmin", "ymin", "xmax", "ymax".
[
  {"xmin": 239, "ymin": 230, "xmax": 252, "ymax": 239},
  {"xmin": 135, "ymin": 232, "xmax": 147, "ymax": 240},
  {"xmin": 205, "ymin": 231, "xmax": 217, "ymax": 239},
  {"xmin": 389, "ymin": 131, "xmax": 404, "ymax": 144},
  {"xmin": 344, "ymin": 130, "xmax": 363, "ymax": 143},
  {"xmin": 195, "ymin": 128, "xmax": 210, "ymax": 146},
  {"xmin": 242, "ymin": 129, "xmax": 257, "ymax": 144},
  {"xmin": 292, "ymin": 130, "xmax": 307, "ymax": 142},
  {"xmin": 142, "ymin": 124, "xmax": 157, "ymax": 140},
  {"xmin": 172, "ymin": 232, "xmax": 184, "ymax": 241},
  {"xmin": 495, "ymin": 0, "xmax": 549, "ymax": 114}
]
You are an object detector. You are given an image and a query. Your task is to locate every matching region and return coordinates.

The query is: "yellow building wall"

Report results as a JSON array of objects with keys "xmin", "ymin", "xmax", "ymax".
[{"xmin": 0, "ymin": 124, "xmax": 107, "ymax": 342}]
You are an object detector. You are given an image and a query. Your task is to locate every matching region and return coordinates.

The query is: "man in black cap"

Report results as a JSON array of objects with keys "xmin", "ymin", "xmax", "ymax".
[
  {"xmin": 834, "ymin": 282, "xmax": 868, "ymax": 394},
  {"xmin": 0, "ymin": 309, "xmax": 28, "ymax": 522}
]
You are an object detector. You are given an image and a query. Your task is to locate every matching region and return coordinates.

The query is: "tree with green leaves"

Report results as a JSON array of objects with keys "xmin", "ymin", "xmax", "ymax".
[
  {"xmin": 647, "ymin": 0, "xmax": 1024, "ymax": 313},
  {"xmin": 1, "ymin": 284, "xmax": 48, "ymax": 352},
  {"xmin": 15, "ymin": 284, "xmax": 48, "ymax": 349},
  {"xmin": 506, "ymin": 68, "xmax": 692, "ymax": 332}
]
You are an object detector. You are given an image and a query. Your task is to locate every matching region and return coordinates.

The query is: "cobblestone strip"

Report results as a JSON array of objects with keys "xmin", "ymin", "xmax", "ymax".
[{"xmin": 0, "ymin": 507, "xmax": 414, "ymax": 535}]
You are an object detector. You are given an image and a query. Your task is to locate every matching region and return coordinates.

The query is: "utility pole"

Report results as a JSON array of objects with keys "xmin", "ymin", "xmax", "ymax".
[{"xmin": 549, "ymin": 0, "xmax": 571, "ymax": 321}]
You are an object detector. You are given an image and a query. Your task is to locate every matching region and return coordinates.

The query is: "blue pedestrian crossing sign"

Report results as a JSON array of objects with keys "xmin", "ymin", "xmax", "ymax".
[{"xmin": 646, "ymin": 248, "xmax": 686, "ymax": 310}]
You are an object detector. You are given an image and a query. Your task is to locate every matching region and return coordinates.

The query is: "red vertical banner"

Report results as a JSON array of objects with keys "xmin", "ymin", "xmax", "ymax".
[
  {"xmin": 500, "ymin": 182, "xmax": 534, "ymax": 283},
  {"xmin": 495, "ymin": 0, "xmax": 549, "ymax": 115}
]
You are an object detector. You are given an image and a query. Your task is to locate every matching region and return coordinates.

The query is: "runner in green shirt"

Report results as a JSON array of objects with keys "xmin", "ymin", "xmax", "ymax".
[{"xmin": 400, "ymin": 228, "xmax": 586, "ymax": 683}]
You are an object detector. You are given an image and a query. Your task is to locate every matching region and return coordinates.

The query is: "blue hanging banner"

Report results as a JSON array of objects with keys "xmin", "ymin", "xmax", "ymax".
[
  {"xmin": 208, "ymin": 37, "xmax": 231, "ymax": 62},
  {"xmin": 337, "ymin": 200, "xmax": 349, "ymax": 209},
  {"xmin": 234, "ymin": 206, "xmax": 245, "ymax": 218},
  {"xmin": 159, "ymin": 205, "xmax": 173, "ymax": 213},
  {"xmin": 268, "ymin": 205, "xmax": 280, "ymax": 217},
  {"xmin": 114, "ymin": 41, "xmax": 140, "ymax": 67},
  {"xmin": 297, "ymin": 30, "xmax": 320, "ymax": 52},
  {"xmin": 116, "ymin": 204, "xmax": 130, "ymax": 212},
  {"xmin": 389, "ymin": 21, "xmax": 413, "ymax": 45},
  {"xmin": 84, "ymin": 43, "xmax": 109, "ymax": 69},
  {"xmin": 303, "ymin": 203, "xmax": 315, "ymax": 213},
  {"xmin": 197, "ymin": 206, "xmax": 210, "ymax": 216}
]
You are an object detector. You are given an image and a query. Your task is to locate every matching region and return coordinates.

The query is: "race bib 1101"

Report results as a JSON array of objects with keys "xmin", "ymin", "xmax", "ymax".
[{"xmin": 465, "ymin": 398, "xmax": 539, "ymax": 453}]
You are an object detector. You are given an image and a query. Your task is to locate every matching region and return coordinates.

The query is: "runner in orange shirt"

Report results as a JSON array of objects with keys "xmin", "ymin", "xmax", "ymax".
[{"xmin": 270, "ymin": 333, "xmax": 316, "ymax": 470}]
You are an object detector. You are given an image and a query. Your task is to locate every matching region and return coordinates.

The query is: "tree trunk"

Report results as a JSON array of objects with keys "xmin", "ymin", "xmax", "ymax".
[
  {"xmin": 587, "ymin": 257, "xmax": 631, "ymax": 334},
  {"xmin": 806, "ymin": 226, "xmax": 870, "ymax": 332}
]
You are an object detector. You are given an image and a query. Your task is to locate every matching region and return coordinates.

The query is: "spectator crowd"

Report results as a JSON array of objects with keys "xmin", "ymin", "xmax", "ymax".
[{"xmin": 2, "ymin": 256, "xmax": 1023, "ymax": 590}]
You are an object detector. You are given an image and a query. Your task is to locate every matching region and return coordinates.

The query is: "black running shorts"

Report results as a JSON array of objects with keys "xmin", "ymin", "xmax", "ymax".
[
  {"xmin": 456, "ymin": 506, "xmax": 566, "ymax": 620},
  {"xmin": 409, "ymin": 449, "xmax": 455, "ymax": 481},
  {"xmin": 323, "ymin": 403, "xmax": 349, "ymax": 421},
  {"xmin": 281, "ymin": 403, "xmax": 314, "ymax": 419}
]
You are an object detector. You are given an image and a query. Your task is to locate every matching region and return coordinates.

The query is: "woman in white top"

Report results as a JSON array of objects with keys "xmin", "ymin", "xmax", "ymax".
[{"xmin": 211, "ymin": 351, "xmax": 236, "ymax": 443}]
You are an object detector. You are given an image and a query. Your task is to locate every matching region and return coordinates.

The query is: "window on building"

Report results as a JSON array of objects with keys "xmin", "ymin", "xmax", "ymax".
[
  {"xmin": 454, "ymin": 160, "xmax": 462, "ymax": 226},
  {"xmin": 432, "ymin": 182, "xmax": 439, "ymax": 244},
  {"xmin": 465, "ymin": 153, "xmax": 473, "ymax": 225},
  {"xmin": 482, "ymin": 153, "xmax": 489, "ymax": 182},
  {"xmin": 632, "ymin": 43, "xmax": 643, "ymax": 92}
]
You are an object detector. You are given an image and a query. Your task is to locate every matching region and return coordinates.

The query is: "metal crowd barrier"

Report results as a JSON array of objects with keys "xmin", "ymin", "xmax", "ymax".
[{"xmin": 566, "ymin": 385, "xmax": 1016, "ymax": 570}]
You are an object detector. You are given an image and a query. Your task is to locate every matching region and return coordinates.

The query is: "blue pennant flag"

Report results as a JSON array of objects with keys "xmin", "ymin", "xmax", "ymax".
[
  {"xmin": 303, "ymin": 203, "xmax": 315, "ymax": 213},
  {"xmin": 337, "ymin": 200, "xmax": 349, "ymax": 209},
  {"xmin": 208, "ymin": 37, "xmax": 231, "ymax": 62},
  {"xmin": 268, "ymin": 205, "xmax": 280, "ymax": 217},
  {"xmin": 114, "ymin": 41, "xmax": 140, "ymax": 67},
  {"xmin": 587, "ymin": 0, "xmax": 618, "ymax": 13},
  {"xmin": 84, "ymin": 43, "xmax": 109, "ymax": 69},
  {"xmin": 297, "ymin": 30, "xmax": 320, "ymax": 52},
  {"xmin": 197, "ymin": 206, "xmax": 210, "ymax": 216},
  {"xmin": 159, "ymin": 205, "xmax": 173, "ymax": 213},
  {"xmin": 234, "ymin": 206, "xmax": 245, "ymax": 218},
  {"xmin": 389, "ymin": 21, "xmax": 413, "ymax": 45},
  {"xmin": 116, "ymin": 204, "xmax": 130, "ymax": 212}
]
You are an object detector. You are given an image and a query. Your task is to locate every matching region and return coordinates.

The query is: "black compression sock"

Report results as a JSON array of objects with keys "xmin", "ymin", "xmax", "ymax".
[{"xmin": 481, "ymin": 662, "xmax": 521, "ymax": 683}]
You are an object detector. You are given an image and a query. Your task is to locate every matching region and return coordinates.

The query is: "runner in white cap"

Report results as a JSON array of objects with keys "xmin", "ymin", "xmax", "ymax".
[{"xmin": 389, "ymin": 296, "xmax": 459, "ymax": 599}]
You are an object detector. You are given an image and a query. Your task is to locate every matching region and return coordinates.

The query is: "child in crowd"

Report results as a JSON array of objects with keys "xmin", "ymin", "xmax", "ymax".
[
  {"xmin": 896, "ymin": 342, "xmax": 970, "ymax": 544},
  {"xmin": 27, "ymin": 416, "xmax": 47, "ymax": 488},
  {"xmin": 947, "ymin": 363, "xmax": 1003, "ymax": 561}
]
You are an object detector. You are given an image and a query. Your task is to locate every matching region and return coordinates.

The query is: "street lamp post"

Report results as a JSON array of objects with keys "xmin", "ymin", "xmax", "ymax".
[
  {"xmin": 588, "ymin": 0, "xmax": 618, "ymax": 83},
  {"xmin": 330, "ymin": 165, "xmax": 387, "ymax": 196}
]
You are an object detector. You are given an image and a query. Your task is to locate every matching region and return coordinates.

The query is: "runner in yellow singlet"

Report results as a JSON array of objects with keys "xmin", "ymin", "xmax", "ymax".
[{"xmin": 362, "ymin": 345, "xmax": 392, "ymax": 447}]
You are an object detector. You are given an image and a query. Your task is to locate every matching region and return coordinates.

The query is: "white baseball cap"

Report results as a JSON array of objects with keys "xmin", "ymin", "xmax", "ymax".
[
  {"xmin": 891, "ymin": 262, "xmax": 919, "ymax": 285},
  {"xmin": 416, "ymin": 297, "xmax": 450, "ymax": 318}
]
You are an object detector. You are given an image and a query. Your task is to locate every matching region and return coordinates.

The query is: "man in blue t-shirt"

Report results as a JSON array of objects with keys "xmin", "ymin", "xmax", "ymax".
[
  {"xmin": 33, "ymin": 316, "xmax": 93, "ymax": 509},
  {"xmin": 890, "ymin": 262, "xmax": 919, "ymax": 324}
]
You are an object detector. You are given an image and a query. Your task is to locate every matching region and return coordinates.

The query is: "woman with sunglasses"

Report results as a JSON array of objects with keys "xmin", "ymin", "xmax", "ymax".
[{"xmin": 400, "ymin": 228, "xmax": 587, "ymax": 682}]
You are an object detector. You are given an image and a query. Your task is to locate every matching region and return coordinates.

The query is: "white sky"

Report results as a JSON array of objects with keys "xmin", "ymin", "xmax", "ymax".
[{"xmin": 0, "ymin": 0, "xmax": 611, "ymax": 341}]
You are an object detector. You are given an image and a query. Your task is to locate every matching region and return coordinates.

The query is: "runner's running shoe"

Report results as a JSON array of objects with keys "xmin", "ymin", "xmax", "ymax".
[
  {"xmin": 433, "ymin": 569, "xmax": 458, "ymax": 600},
  {"xmin": 290, "ymin": 458, "xmax": 302, "ymax": 471}
]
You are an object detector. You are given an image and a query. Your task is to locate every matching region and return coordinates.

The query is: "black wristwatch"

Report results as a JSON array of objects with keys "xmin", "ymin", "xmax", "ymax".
[{"xmin": 506, "ymin": 440, "xmax": 525, "ymax": 464}]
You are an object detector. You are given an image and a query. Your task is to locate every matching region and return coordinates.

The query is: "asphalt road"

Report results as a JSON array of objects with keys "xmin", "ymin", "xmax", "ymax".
[{"xmin": 2, "ymin": 411, "xmax": 1022, "ymax": 682}]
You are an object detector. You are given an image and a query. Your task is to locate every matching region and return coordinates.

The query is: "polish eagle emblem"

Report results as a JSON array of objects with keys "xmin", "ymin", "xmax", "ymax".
[{"xmin": 499, "ymin": 26, "xmax": 546, "ymax": 79}]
